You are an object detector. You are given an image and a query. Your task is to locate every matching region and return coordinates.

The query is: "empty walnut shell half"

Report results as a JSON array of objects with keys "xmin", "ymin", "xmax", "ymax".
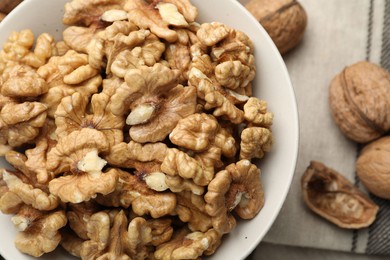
[
  {"xmin": 301, "ymin": 161, "xmax": 378, "ymax": 229},
  {"xmin": 356, "ymin": 136, "xmax": 390, "ymax": 199},
  {"xmin": 329, "ymin": 61, "xmax": 390, "ymax": 143},
  {"xmin": 245, "ymin": 0, "xmax": 307, "ymax": 55}
]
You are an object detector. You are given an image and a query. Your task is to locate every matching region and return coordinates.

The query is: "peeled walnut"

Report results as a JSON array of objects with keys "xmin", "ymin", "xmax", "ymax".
[
  {"xmin": 243, "ymin": 97, "xmax": 273, "ymax": 127},
  {"xmin": 63, "ymin": 26, "xmax": 99, "ymax": 53},
  {"xmin": 0, "ymin": 100, "xmax": 47, "ymax": 147},
  {"xmin": 111, "ymin": 33, "xmax": 166, "ymax": 77},
  {"xmin": 0, "ymin": 29, "xmax": 56, "ymax": 69},
  {"xmin": 37, "ymin": 50, "xmax": 101, "ymax": 117},
  {"xmin": 161, "ymin": 148, "xmax": 206, "ymax": 187},
  {"xmin": 245, "ymin": 0, "xmax": 307, "ymax": 55},
  {"xmin": 105, "ymin": 141, "xmax": 167, "ymax": 169},
  {"xmin": 210, "ymin": 29, "xmax": 256, "ymax": 90},
  {"xmin": 154, "ymin": 228, "xmax": 221, "ymax": 259},
  {"xmin": 1, "ymin": 64, "xmax": 48, "ymax": 98},
  {"xmin": 127, "ymin": 217, "xmax": 154, "ymax": 259},
  {"xmin": 80, "ymin": 210, "xmax": 123, "ymax": 259},
  {"xmin": 240, "ymin": 127, "xmax": 273, "ymax": 160},
  {"xmin": 79, "ymin": 211, "xmax": 110, "ymax": 259},
  {"xmin": 0, "ymin": 0, "xmax": 277, "ymax": 258},
  {"xmin": 165, "ymin": 28, "xmax": 199, "ymax": 80},
  {"xmin": 6, "ymin": 119, "xmax": 57, "ymax": 184},
  {"xmin": 189, "ymin": 57, "xmax": 245, "ymax": 124},
  {"xmin": 124, "ymin": 0, "xmax": 198, "ymax": 42},
  {"xmin": 329, "ymin": 61, "xmax": 390, "ymax": 143},
  {"xmin": 88, "ymin": 26, "xmax": 150, "ymax": 72},
  {"xmin": 175, "ymin": 191, "xmax": 213, "ymax": 232},
  {"xmin": 14, "ymin": 210, "xmax": 67, "ymax": 257},
  {"xmin": 204, "ymin": 160, "xmax": 264, "ymax": 234},
  {"xmin": 301, "ymin": 161, "xmax": 379, "ymax": 229},
  {"xmin": 67, "ymin": 201, "xmax": 101, "ymax": 240},
  {"xmin": 80, "ymin": 210, "xmax": 155, "ymax": 259},
  {"xmin": 356, "ymin": 136, "xmax": 390, "ymax": 199},
  {"xmin": 60, "ymin": 229, "xmax": 84, "ymax": 258},
  {"xmin": 0, "ymin": 169, "xmax": 8, "ymax": 197},
  {"xmin": 147, "ymin": 218, "xmax": 173, "ymax": 246},
  {"xmin": 169, "ymin": 113, "xmax": 236, "ymax": 157},
  {"xmin": 95, "ymin": 168, "xmax": 176, "ymax": 218},
  {"xmin": 0, "ymin": 169, "xmax": 58, "ymax": 212},
  {"xmin": 63, "ymin": 0, "xmax": 126, "ymax": 26},
  {"xmin": 45, "ymin": 129, "xmax": 120, "ymax": 203},
  {"xmin": 55, "ymin": 89, "xmax": 124, "ymax": 150},
  {"xmin": 111, "ymin": 63, "xmax": 197, "ymax": 143}
]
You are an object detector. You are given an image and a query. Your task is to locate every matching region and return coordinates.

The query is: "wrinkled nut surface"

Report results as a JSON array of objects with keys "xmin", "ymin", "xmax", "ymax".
[
  {"xmin": 0, "ymin": 0, "xmax": 276, "ymax": 258},
  {"xmin": 15, "ymin": 210, "xmax": 67, "ymax": 257},
  {"xmin": 245, "ymin": 0, "xmax": 307, "ymax": 54},
  {"xmin": 154, "ymin": 228, "xmax": 221, "ymax": 259},
  {"xmin": 301, "ymin": 161, "xmax": 379, "ymax": 229},
  {"xmin": 356, "ymin": 136, "xmax": 390, "ymax": 199},
  {"xmin": 329, "ymin": 61, "xmax": 390, "ymax": 143}
]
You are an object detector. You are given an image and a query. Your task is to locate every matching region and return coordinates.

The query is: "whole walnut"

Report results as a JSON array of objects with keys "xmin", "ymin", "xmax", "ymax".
[
  {"xmin": 244, "ymin": 0, "xmax": 307, "ymax": 55},
  {"xmin": 356, "ymin": 136, "xmax": 390, "ymax": 199},
  {"xmin": 329, "ymin": 61, "xmax": 390, "ymax": 143}
]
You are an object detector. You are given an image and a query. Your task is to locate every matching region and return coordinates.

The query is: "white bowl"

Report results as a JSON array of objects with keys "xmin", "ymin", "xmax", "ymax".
[{"xmin": 0, "ymin": 0, "xmax": 299, "ymax": 259}]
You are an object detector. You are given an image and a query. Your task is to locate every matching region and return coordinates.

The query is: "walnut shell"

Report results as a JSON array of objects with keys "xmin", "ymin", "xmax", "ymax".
[
  {"xmin": 329, "ymin": 61, "xmax": 390, "ymax": 143},
  {"xmin": 245, "ymin": 0, "xmax": 307, "ymax": 55},
  {"xmin": 0, "ymin": 0, "xmax": 23, "ymax": 14},
  {"xmin": 356, "ymin": 136, "xmax": 390, "ymax": 199},
  {"xmin": 301, "ymin": 161, "xmax": 378, "ymax": 229},
  {"xmin": 0, "ymin": 12, "xmax": 6, "ymax": 22}
]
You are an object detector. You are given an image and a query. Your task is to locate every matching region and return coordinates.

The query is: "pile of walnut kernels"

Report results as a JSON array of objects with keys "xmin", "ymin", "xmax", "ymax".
[{"xmin": 0, "ymin": 0, "xmax": 274, "ymax": 259}]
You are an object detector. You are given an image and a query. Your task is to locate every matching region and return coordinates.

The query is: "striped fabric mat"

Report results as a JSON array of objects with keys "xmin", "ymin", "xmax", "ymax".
[
  {"xmin": 355, "ymin": 0, "xmax": 390, "ymax": 255},
  {"xmin": 257, "ymin": 0, "xmax": 390, "ymax": 256}
]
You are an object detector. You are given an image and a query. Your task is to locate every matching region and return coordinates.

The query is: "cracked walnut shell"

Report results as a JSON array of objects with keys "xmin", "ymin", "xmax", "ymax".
[
  {"xmin": 329, "ymin": 61, "xmax": 390, "ymax": 143},
  {"xmin": 301, "ymin": 161, "xmax": 379, "ymax": 229},
  {"xmin": 356, "ymin": 136, "xmax": 390, "ymax": 199}
]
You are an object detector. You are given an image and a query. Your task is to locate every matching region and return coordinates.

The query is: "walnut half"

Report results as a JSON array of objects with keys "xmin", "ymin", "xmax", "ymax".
[{"xmin": 301, "ymin": 161, "xmax": 379, "ymax": 229}]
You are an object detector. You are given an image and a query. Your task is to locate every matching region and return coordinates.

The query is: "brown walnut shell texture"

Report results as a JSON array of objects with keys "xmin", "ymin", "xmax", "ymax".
[
  {"xmin": 0, "ymin": 0, "xmax": 23, "ymax": 14},
  {"xmin": 301, "ymin": 161, "xmax": 378, "ymax": 229},
  {"xmin": 356, "ymin": 136, "xmax": 390, "ymax": 199},
  {"xmin": 329, "ymin": 61, "xmax": 390, "ymax": 143},
  {"xmin": 0, "ymin": 0, "xmax": 23, "ymax": 21},
  {"xmin": 245, "ymin": 0, "xmax": 307, "ymax": 55}
]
